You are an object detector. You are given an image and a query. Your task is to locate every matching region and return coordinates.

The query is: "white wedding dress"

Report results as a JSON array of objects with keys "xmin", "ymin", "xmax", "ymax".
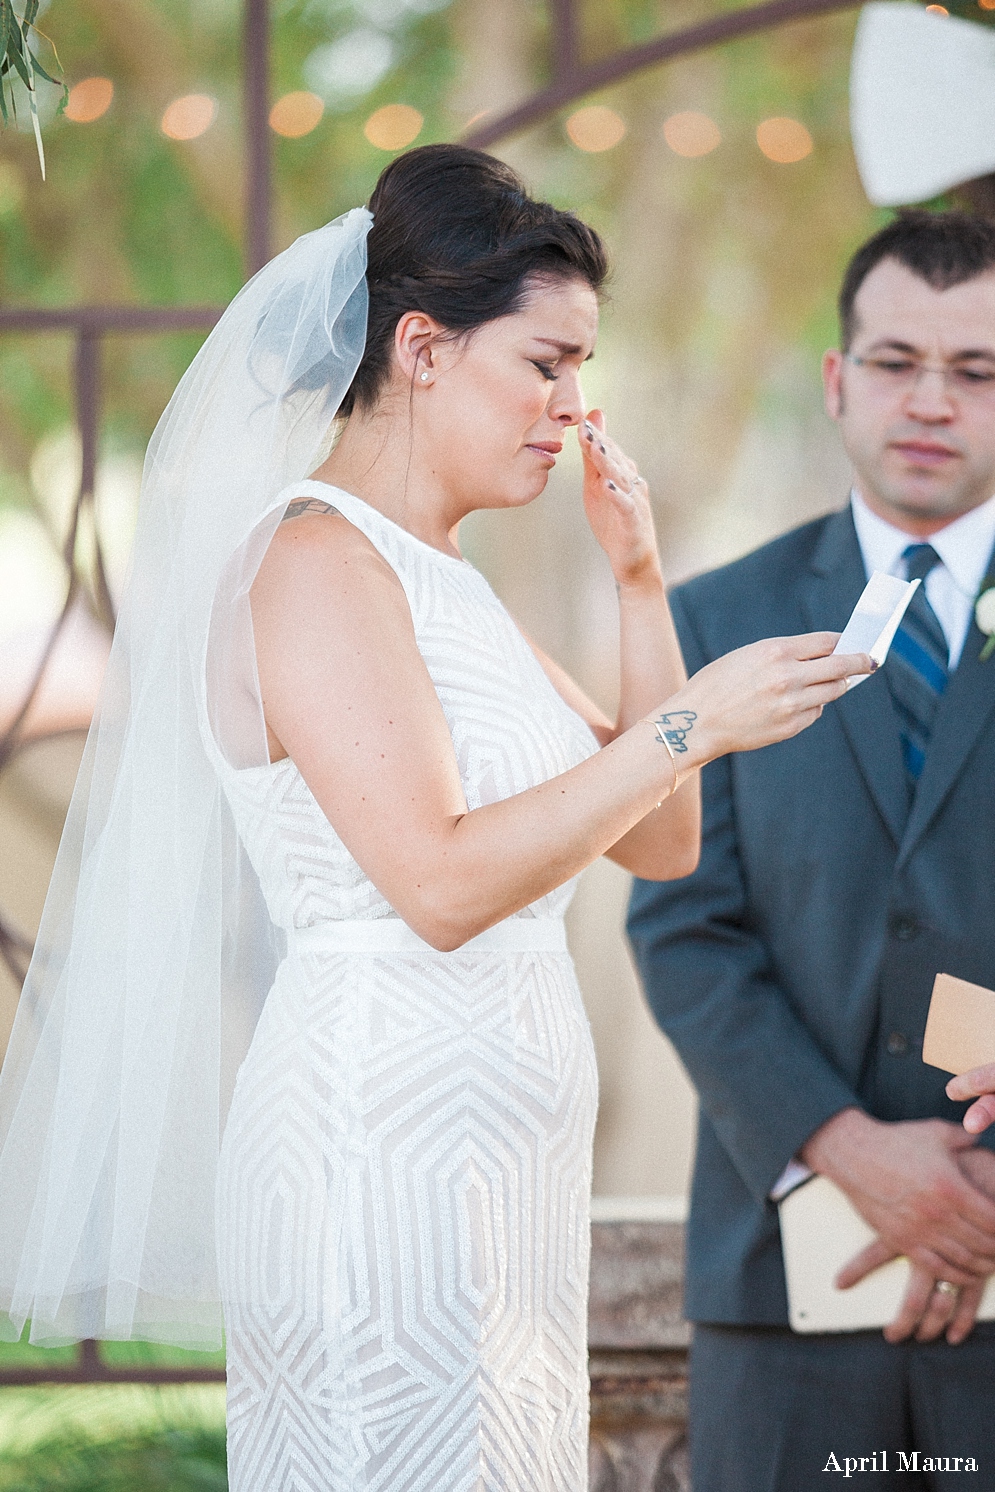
[{"xmin": 215, "ymin": 483, "xmax": 600, "ymax": 1492}]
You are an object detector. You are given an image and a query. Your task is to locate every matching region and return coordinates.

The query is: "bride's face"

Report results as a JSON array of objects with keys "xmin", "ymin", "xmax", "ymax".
[{"xmin": 413, "ymin": 275, "xmax": 599, "ymax": 514}]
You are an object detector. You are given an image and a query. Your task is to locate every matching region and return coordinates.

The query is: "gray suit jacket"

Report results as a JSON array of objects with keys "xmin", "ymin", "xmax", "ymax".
[{"xmin": 627, "ymin": 505, "xmax": 995, "ymax": 1325}]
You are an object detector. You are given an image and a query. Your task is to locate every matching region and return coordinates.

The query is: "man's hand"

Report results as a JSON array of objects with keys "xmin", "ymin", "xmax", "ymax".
[
  {"xmin": 947, "ymin": 1063, "xmax": 995, "ymax": 1135},
  {"xmin": 828, "ymin": 1148, "xmax": 995, "ymax": 1345},
  {"xmin": 878, "ymin": 1264, "xmax": 987, "ymax": 1346},
  {"xmin": 800, "ymin": 1108, "xmax": 995, "ymax": 1287}
]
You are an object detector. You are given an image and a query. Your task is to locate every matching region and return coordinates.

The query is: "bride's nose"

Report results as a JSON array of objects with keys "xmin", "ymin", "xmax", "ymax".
[{"xmin": 548, "ymin": 370, "xmax": 585, "ymax": 427}]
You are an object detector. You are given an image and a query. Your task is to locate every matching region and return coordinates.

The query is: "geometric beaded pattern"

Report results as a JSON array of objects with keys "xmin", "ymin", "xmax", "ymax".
[{"xmin": 216, "ymin": 484, "xmax": 600, "ymax": 1492}]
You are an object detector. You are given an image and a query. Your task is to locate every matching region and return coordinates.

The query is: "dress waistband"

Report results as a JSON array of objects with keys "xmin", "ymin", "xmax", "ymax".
[{"xmin": 288, "ymin": 917, "xmax": 568, "ymax": 956}]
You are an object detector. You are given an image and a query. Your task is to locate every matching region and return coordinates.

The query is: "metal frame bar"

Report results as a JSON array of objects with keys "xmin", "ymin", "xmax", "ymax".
[
  {"xmin": 466, "ymin": 0, "xmax": 858, "ymax": 149},
  {"xmin": 0, "ymin": 1340, "xmax": 225, "ymax": 1386},
  {"xmin": 244, "ymin": 0, "xmax": 271, "ymax": 276}
]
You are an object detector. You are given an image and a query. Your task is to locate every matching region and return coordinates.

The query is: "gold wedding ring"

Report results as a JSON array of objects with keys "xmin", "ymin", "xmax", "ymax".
[{"xmin": 935, "ymin": 1280, "xmax": 959, "ymax": 1298}]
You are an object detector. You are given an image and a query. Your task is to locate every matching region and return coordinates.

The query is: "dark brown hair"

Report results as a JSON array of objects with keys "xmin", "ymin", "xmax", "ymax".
[
  {"xmin": 339, "ymin": 144, "xmax": 609, "ymax": 416},
  {"xmin": 839, "ymin": 209, "xmax": 995, "ymax": 349}
]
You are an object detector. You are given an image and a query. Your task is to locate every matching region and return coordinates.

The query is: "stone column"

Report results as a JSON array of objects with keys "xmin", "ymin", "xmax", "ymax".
[{"xmin": 589, "ymin": 1213, "xmax": 690, "ymax": 1492}]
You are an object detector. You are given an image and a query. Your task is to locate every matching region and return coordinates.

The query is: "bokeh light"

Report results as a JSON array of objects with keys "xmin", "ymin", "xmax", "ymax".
[
  {"xmin": 663, "ymin": 111, "xmax": 721, "ymax": 158},
  {"xmin": 980, "ymin": 0, "xmax": 995, "ymax": 11},
  {"xmin": 924, "ymin": 4, "xmax": 949, "ymax": 12},
  {"xmin": 269, "ymin": 91, "xmax": 324, "ymax": 138},
  {"xmin": 161, "ymin": 94, "xmax": 218, "ymax": 142},
  {"xmin": 305, "ymin": 30, "xmax": 395, "ymax": 106},
  {"xmin": 565, "ymin": 106, "xmax": 626, "ymax": 153},
  {"xmin": 363, "ymin": 104, "xmax": 423, "ymax": 151},
  {"xmin": 756, "ymin": 116, "xmax": 813, "ymax": 164},
  {"xmin": 64, "ymin": 77, "xmax": 114, "ymax": 124}
]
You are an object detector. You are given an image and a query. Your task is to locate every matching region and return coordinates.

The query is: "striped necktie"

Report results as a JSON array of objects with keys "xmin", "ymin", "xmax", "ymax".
[{"xmin": 885, "ymin": 543, "xmax": 949, "ymax": 783}]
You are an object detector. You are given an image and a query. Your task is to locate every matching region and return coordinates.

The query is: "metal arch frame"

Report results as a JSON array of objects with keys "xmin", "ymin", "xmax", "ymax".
[
  {"xmin": 0, "ymin": 0, "xmax": 861, "ymax": 1385},
  {"xmin": 466, "ymin": 0, "xmax": 858, "ymax": 149}
]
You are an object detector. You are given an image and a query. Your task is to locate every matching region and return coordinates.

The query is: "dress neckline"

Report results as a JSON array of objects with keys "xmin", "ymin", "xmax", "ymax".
[{"xmin": 304, "ymin": 479, "xmax": 472, "ymax": 570}]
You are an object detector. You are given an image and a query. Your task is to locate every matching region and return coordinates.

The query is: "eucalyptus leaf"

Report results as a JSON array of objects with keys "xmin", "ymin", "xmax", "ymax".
[
  {"xmin": 0, "ymin": 0, "xmax": 62, "ymax": 174},
  {"xmin": 29, "ymin": 50, "xmax": 60, "ymax": 86}
]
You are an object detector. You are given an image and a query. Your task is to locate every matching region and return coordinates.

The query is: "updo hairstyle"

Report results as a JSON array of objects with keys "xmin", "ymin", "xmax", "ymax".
[{"xmin": 339, "ymin": 144, "xmax": 609, "ymax": 417}]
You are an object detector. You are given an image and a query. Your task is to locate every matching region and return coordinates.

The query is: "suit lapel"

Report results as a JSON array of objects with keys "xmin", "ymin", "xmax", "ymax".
[
  {"xmin": 897, "ymin": 560, "xmax": 995, "ymax": 869},
  {"xmin": 799, "ymin": 509, "xmax": 910, "ymax": 848}
]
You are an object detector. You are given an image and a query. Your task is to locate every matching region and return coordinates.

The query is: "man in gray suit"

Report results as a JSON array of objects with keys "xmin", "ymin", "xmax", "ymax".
[{"xmin": 628, "ymin": 210, "xmax": 995, "ymax": 1488}]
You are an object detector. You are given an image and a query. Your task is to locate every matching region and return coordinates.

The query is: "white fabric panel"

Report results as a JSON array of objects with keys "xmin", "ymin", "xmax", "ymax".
[{"xmin": 851, "ymin": 3, "xmax": 995, "ymax": 206}]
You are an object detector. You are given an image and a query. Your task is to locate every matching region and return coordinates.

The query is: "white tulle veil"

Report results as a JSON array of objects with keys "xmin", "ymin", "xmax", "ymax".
[{"xmin": 0, "ymin": 207, "xmax": 372, "ymax": 1348}]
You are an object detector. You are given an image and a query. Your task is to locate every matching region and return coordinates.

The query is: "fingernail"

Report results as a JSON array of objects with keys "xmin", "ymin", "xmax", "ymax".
[
  {"xmin": 599, "ymin": 443, "xmax": 606, "ymax": 453},
  {"xmin": 607, "ymin": 480, "xmax": 618, "ymax": 491},
  {"xmin": 586, "ymin": 430, "xmax": 594, "ymax": 441},
  {"xmin": 869, "ymin": 658, "xmax": 879, "ymax": 672}
]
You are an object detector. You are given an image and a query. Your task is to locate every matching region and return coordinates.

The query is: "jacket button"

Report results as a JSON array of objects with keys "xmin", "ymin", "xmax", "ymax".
[
  {"xmin": 886, "ymin": 1031, "xmax": 910, "ymax": 1057},
  {"xmin": 889, "ymin": 915, "xmax": 920, "ymax": 941}
]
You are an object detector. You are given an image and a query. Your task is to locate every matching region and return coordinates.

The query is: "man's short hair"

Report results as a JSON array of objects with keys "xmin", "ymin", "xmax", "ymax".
[{"xmin": 838, "ymin": 209, "xmax": 995, "ymax": 349}]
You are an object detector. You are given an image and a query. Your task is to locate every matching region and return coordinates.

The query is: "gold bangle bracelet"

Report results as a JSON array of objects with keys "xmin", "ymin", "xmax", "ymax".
[
  {"xmin": 639, "ymin": 714, "xmax": 680, "ymax": 804},
  {"xmin": 640, "ymin": 714, "xmax": 679, "ymax": 762}
]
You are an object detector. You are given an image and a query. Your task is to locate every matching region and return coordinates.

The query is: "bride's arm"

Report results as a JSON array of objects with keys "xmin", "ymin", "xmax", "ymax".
[
  {"xmin": 522, "ymin": 409, "xmax": 699, "ymax": 879},
  {"xmin": 251, "ymin": 514, "xmax": 871, "ymax": 952},
  {"xmin": 522, "ymin": 581, "xmax": 699, "ymax": 880}
]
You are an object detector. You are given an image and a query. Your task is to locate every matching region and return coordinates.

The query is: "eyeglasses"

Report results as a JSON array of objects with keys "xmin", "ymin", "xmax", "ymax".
[{"xmin": 845, "ymin": 353, "xmax": 995, "ymax": 401}]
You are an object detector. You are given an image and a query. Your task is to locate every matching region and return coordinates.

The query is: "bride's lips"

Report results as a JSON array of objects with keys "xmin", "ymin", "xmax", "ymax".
[
  {"xmin": 525, "ymin": 441, "xmax": 562, "ymax": 467},
  {"xmin": 890, "ymin": 439, "xmax": 961, "ymax": 468}
]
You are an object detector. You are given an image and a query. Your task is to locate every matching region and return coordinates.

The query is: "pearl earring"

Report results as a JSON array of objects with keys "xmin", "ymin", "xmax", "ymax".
[{"xmin": 420, "ymin": 371, "xmax": 429, "ymax": 382}]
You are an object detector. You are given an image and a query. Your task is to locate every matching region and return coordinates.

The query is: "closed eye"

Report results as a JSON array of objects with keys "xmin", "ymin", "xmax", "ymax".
[{"xmin": 530, "ymin": 360, "xmax": 558, "ymax": 382}]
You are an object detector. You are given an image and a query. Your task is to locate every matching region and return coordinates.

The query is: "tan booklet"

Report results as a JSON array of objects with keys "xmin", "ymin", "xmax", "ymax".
[
  {"xmin": 780, "ymin": 1174, "xmax": 995, "ymax": 1332},
  {"xmin": 923, "ymin": 972, "xmax": 995, "ymax": 1075}
]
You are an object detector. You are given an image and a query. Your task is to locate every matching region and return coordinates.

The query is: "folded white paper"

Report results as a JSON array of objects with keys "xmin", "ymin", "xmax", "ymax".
[
  {"xmin": 780, "ymin": 1174, "xmax": 995, "ymax": 1332},
  {"xmin": 833, "ymin": 571, "xmax": 920, "ymax": 689}
]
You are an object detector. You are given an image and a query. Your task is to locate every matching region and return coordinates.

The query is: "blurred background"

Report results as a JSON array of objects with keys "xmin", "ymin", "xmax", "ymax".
[{"xmin": 0, "ymin": 0, "xmax": 881, "ymax": 1224}]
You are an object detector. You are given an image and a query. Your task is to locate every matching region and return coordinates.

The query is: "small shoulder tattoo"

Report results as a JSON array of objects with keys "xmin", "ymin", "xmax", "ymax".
[{"xmin": 281, "ymin": 497, "xmax": 341, "ymax": 522}]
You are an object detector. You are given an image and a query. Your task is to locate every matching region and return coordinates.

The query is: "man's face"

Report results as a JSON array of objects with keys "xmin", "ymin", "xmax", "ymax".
[{"xmin": 823, "ymin": 258, "xmax": 995, "ymax": 535}]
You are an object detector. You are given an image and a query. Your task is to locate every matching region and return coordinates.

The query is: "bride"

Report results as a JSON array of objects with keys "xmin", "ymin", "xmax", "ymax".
[{"xmin": 0, "ymin": 144, "xmax": 871, "ymax": 1491}]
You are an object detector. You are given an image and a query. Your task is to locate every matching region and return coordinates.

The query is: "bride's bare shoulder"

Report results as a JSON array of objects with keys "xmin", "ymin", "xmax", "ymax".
[{"xmin": 254, "ymin": 496, "xmax": 403, "ymax": 609}]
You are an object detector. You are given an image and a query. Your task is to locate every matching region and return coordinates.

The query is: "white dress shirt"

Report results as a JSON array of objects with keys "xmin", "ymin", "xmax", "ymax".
[
  {"xmin": 850, "ymin": 488, "xmax": 995, "ymax": 668},
  {"xmin": 770, "ymin": 490, "xmax": 995, "ymax": 1203}
]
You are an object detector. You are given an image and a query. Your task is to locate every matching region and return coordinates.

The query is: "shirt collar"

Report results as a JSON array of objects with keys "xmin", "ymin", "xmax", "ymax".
[{"xmin": 850, "ymin": 488, "xmax": 995, "ymax": 603}]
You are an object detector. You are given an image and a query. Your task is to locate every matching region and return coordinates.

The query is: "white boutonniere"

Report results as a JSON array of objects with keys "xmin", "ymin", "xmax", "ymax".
[{"xmin": 976, "ymin": 579, "xmax": 995, "ymax": 661}]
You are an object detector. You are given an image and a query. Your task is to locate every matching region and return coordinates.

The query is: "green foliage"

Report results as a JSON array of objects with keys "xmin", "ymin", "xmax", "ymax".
[
  {"xmin": 0, "ymin": 0, "xmax": 66, "ymax": 176},
  {"xmin": 0, "ymin": 1424, "xmax": 228, "ymax": 1492},
  {"xmin": 0, "ymin": 0, "xmax": 459, "ymax": 514}
]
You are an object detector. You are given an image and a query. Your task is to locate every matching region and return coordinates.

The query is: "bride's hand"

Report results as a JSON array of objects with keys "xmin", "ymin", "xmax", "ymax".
[
  {"xmin": 650, "ymin": 633, "xmax": 876, "ymax": 769},
  {"xmin": 579, "ymin": 409, "xmax": 659, "ymax": 587}
]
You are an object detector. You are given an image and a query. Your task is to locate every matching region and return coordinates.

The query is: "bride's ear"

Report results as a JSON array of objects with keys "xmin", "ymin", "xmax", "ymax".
[{"xmin": 394, "ymin": 311, "xmax": 445, "ymax": 387}]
